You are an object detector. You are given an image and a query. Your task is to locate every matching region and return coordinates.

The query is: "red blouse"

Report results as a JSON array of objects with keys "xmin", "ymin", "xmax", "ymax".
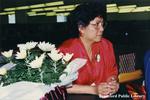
[{"xmin": 59, "ymin": 38, "xmax": 118, "ymax": 85}]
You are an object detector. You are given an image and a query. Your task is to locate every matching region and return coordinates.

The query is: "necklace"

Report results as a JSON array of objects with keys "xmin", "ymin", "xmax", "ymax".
[{"xmin": 96, "ymin": 49, "xmax": 101, "ymax": 62}]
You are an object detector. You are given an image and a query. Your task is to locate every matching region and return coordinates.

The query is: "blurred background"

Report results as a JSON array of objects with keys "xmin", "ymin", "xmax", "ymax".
[{"xmin": 0, "ymin": 0, "xmax": 150, "ymax": 79}]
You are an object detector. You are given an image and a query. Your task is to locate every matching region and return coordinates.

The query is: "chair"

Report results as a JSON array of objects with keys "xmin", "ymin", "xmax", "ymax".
[
  {"xmin": 117, "ymin": 52, "xmax": 146, "ymax": 100},
  {"xmin": 118, "ymin": 53, "xmax": 142, "ymax": 83}
]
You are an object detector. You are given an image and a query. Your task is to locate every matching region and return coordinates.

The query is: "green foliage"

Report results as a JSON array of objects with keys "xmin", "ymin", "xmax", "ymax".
[
  {"xmin": 0, "ymin": 51, "xmax": 67, "ymax": 86},
  {"xmin": 0, "ymin": 42, "xmax": 73, "ymax": 87}
]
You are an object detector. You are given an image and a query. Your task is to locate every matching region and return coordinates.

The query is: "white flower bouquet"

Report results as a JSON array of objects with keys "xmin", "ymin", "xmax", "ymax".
[{"xmin": 0, "ymin": 41, "xmax": 87, "ymax": 100}]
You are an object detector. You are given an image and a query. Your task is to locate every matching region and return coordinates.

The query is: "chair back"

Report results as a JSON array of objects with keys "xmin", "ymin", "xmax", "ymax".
[{"xmin": 119, "ymin": 53, "xmax": 136, "ymax": 73}]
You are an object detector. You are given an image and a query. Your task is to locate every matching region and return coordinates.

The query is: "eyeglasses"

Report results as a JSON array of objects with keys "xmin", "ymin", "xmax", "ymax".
[{"xmin": 89, "ymin": 21, "xmax": 107, "ymax": 29}]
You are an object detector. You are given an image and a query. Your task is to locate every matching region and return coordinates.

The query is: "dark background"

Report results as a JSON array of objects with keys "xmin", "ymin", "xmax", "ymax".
[{"xmin": 0, "ymin": 0, "xmax": 150, "ymax": 70}]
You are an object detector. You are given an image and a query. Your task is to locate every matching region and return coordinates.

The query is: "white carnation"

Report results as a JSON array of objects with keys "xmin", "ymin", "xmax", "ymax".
[
  {"xmin": 29, "ymin": 53, "xmax": 45, "ymax": 68},
  {"xmin": 25, "ymin": 42, "xmax": 38, "ymax": 50},
  {"xmin": 48, "ymin": 49, "xmax": 63, "ymax": 62},
  {"xmin": 63, "ymin": 53, "xmax": 74, "ymax": 62},
  {"xmin": 0, "ymin": 68, "xmax": 7, "ymax": 75},
  {"xmin": 15, "ymin": 50, "xmax": 27, "ymax": 59},
  {"xmin": 17, "ymin": 44, "xmax": 26, "ymax": 50},
  {"xmin": 1, "ymin": 50, "xmax": 13, "ymax": 58},
  {"xmin": 17, "ymin": 42, "xmax": 37, "ymax": 50},
  {"xmin": 38, "ymin": 41, "xmax": 55, "ymax": 52}
]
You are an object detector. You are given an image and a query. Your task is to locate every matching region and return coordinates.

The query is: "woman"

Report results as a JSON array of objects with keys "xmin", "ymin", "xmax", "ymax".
[{"xmin": 59, "ymin": 2, "xmax": 119, "ymax": 98}]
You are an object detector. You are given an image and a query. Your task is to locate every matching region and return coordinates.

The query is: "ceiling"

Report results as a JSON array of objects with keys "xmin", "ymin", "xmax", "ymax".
[
  {"xmin": 0, "ymin": 0, "xmax": 150, "ymax": 7},
  {"xmin": 0, "ymin": 0, "xmax": 150, "ymax": 21}
]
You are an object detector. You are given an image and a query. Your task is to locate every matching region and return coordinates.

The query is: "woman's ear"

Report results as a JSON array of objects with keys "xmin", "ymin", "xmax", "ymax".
[{"xmin": 78, "ymin": 25, "xmax": 84, "ymax": 36}]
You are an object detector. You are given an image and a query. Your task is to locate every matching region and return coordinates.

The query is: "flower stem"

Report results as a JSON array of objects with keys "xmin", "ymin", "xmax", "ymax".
[
  {"xmin": 39, "ymin": 68, "xmax": 44, "ymax": 83},
  {"xmin": 27, "ymin": 67, "xmax": 31, "ymax": 77},
  {"xmin": 53, "ymin": 62, "xmax": 57, "ymax": 73},
  {"xmin": 8, "ymin": 57, "xmax": 13, "ymax": 63}
]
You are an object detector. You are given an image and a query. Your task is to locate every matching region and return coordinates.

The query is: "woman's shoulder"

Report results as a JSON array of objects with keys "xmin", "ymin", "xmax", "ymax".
[
  {"xmin": 58, "ymin": 38, "xmax": 81, "ymax": 53},
  {"xmin": 100, "ymin": 38, "xmax": 113, "ymax": 47},
  {"xmin": 59, "ymin": 38, "xmax": 79, "ymax": 48}
]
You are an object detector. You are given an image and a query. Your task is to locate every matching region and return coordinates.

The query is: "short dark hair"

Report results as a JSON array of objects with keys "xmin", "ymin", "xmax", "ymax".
[{"xmin": 67, "ymin": 1, "xmax": 106, "ymax": 38}]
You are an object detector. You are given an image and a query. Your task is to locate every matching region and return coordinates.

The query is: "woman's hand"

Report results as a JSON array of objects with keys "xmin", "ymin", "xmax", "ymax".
[
  {"xmin": 97, "ymin": 76, "xmax": 119, "ymax": 98},
  {"xmin": 106, "ymin": 76, "xmax": 119, "ymax": 95},
  {"xmin": 107, "ymin": 80, "xmax": 119, "ymax": 95},
  {"xmin": 97, "ymin": 82, "xmax": 112, "ymax": 97}
]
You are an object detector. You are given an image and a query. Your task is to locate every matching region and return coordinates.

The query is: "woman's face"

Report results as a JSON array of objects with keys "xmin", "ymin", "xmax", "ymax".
[{"xmin": 79, "ymin": 16, "xmax": 104, "ymax": 43}]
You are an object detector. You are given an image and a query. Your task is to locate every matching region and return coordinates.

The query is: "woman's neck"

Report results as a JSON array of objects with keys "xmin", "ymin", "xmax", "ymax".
[
  {"xmin": 80, "ymin": 37, "xmax": 93, "ymax": 60},
  {"xmin": 80, "ymin": 37, "xmax": 92, "ymax": 49}
]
